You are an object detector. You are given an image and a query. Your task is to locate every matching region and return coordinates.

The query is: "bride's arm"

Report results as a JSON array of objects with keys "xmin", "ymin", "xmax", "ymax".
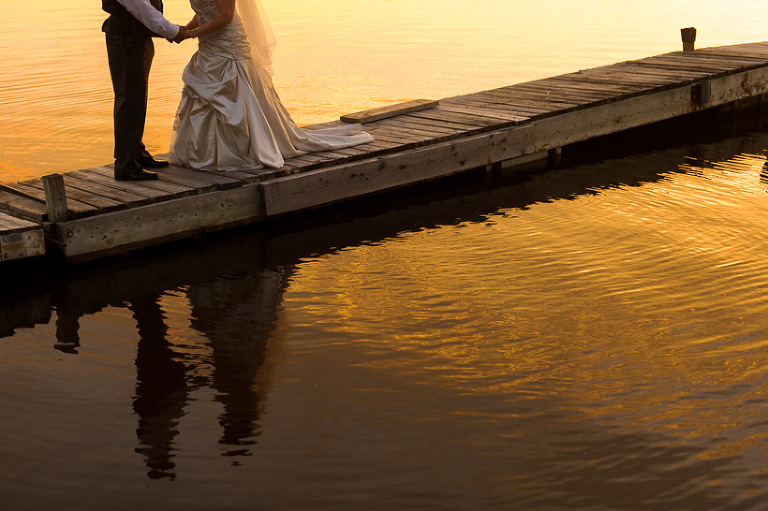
[
  {"xmin": 185, "ymin": 14, "xmax": 199, "ymax": 30},
  {"xmin": 188, "ymin": 0, "xmax": 235, "ymax": 38}
]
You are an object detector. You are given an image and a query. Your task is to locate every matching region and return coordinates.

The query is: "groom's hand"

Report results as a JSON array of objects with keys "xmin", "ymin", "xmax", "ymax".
[{"xmin": 170, "ymin": 25, "xmax": 188, "ymax": 44}]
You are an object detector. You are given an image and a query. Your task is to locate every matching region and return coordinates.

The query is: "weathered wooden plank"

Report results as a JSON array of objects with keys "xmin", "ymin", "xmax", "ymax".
[
  {"xmin": 0, "ymin": 211, "xmax": 45, "ymax": 261},
  {"xmin": 436, "ymin": 102, "xmax": 529, "ymax": 123},
  {"xmin": 587, "ymin": 65, "xmax": 706, "ymax": 85},
  {"xmin": 546, "ymin": 74, "xmax": 650, "ymax": 93},
  {"xmin": 708, "ymin": 66, "xmax": 768, "ymax": 105},
  {"xmin": 59, "ymin": 183, "xmax": 124, "ymax": 212},
  {"xmin": 348, "ymin": 138, "xmax": 402, "ymax": 152},
  {"xmin": 460, "ymin": 88, "xmax": 576, "ymax": 107},
  {"xmin": 69, "ymin": 168, "xmax": 188, "ymax": 202},
  {"xmin": 0, "ymin": 211, "xmax": 38, "ymax": 233},
  {"xmin": 654, "ymin": 51, "xmax": 768, "ymax": 66},
  {"xmin": 283, "ymin": 153, "xmax": 337, "ymax": 171},
  {"xmin": 0, "ymin": 189, "xmax": 48, "ymax": 222},
  {"xmin": 254, "ymin": 156, "xmax": 315, "ymax": 176},
  {"xmin": 224, "ymin": 166, "xmax": 282, "ymax": 179},
  {"xmin": 447, "ymin": 96, "xmax": 555, "ymax": 117},
  {"xmin": 361, "ymin": 125, "xmax": 433, "ymax": 144},
  {"xmin": 156, "ymin": 165, "xmax": 243, "ymax": 190},
  {"xmin": 509, "ymin": 81, "xmax": 624, "ymax": 103},
  {"xmin": 28, "ymin": 175, "xmax": 125, "ymax": 215},
  {"xmin": 277, "ymin": 162, "xmax": 303, "ymax": 174},
  {"xmin": 371, "ymin": 117, "xmax": 456, "ymax": 136},
  {"xmin": 62, "ymin": 174, "xmax": 153, "ymax": 207},
  {"xmin": 556, "ymin": 70, "xmax": 670, "ymax": 90},
  {"xmin": 408, "ymin": 106, "xmax": 510, "ymax": 130},
  {"xmin": 528, "ymin": 67, "xmax": 768, "ymax": 152},
  {"xmin": 280, "ymin": 139, "xmax": 407, "ymax": 173},
  {"xmin": 340, "ymin": 99, "xmax": 439, "ymax": 124},
  {"xmin": 397, "ymin": 112, "xmax": 487, "ymax": 132},
  {"xmin": 479, "ymin": 88, "xmax": 592, "ymax": 108},
  {"xmin": 464, "ymin": 95, "xmax": 583, "ymax": 115},
  {"xmin": 304, "ymin": 138, "xmax": 397, "ymax": 161},
  {"xmin": 54, "ymin": 183, "xmax": 265, "ymax": 262},
  {"xmin": 3, "ymin": 181, "xmax": 97, "ymax": 217},
  {"xmin": 508, "ymin": 79, "xmax": 621, "ymax": 96},
  {"xmin": 374, "ymin": 117, "xmax": 463, "ymax": 138},
  {"xmin": 241, "ymin": 168, "xmax": 290, "ymax": 182},
  {"xmin": 530, "ymin": 85, "xmax": 690, "ymax": 151},
  {"xmin": 290, "ymin": 152, "xmax": 338, "ymax": 165},
  {"xmin": 85, "ymin": 166, "xmax": 201, "ymax": 196},
  {"xmin": 293, "ymin": 149, "xmax": 366, "ymax": 167},
  {"xmin": 614, "ymin": 58, "xmax": 719, "ymax": 76},
  {"xmin": 85, "ymin": 163, "xmax": 242, "ymax": 192},
  {"xmin": 1, "ymin": 228, "xmax": 45, "ymax": 261},
  {"xmin": 0, "ymin": 217, "xmax": 19, "ymax": 231},
  {"xmin": 262, "ymin": 125, "xmax": 535, "ymax": 216},
  {"xmin": 695, "ymin": 43, "xmax": 768, "ymax": 59},
  {"xmin": 474, "ymin": 88, "xmax": 586, "ymax": 108},
  {"xmin": 192, "ymin": 167, "xmax": 259, "ymax": 182},
  {"xmin": 634, "ymin": 53, "xmax": 766, "ymax": 73}
]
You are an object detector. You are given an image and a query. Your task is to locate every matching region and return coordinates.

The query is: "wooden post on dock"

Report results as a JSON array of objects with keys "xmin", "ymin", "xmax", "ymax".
[
  {"xmin": 681, "ymin": 27, "xmax": 696, "ymax": 52},
  {"xmin": 42, "ymin": 173, "xmax": 68, "ymax": 222}
]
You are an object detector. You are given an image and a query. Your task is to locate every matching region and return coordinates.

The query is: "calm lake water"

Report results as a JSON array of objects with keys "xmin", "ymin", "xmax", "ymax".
[{"xmin": 3, "ymin": 1, "xmax": 768, "ymax": 510}]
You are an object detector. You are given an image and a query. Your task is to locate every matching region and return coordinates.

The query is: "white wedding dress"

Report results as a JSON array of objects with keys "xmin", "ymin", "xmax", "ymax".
[{"xmin": 170, "ymin": 0, "xmax": 373, "ymax": 170}]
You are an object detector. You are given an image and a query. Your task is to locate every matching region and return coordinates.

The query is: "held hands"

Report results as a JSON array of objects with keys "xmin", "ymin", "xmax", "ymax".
[{"xmin": 168, "ymin": 25, "xmax": 193, "ymax": 44}]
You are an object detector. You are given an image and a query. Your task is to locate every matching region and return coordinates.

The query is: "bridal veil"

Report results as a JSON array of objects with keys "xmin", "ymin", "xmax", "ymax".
[{"xmin": 236, "ymin": 0, "xmax": 276, "ymax": 76}]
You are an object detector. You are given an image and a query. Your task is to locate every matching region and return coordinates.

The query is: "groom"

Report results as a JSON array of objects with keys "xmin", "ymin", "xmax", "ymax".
[{"xmin": 102, "ymin": 0, "xmax": 187, "ymax": 181}]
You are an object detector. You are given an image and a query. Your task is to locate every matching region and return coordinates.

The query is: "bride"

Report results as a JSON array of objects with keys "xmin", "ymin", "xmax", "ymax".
[{"xmin": 170, "ymin": 0, "xmax": 373, "ymax": 170}]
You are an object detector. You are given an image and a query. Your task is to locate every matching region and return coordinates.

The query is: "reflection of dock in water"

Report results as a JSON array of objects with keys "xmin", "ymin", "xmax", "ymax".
[
  {"xmin": 3, "ymin": 37, "xmax": 768, "ymax": 262},
  {"xmin": 4, "ymin": 112, "xmax": 768, "ymax": 341}
]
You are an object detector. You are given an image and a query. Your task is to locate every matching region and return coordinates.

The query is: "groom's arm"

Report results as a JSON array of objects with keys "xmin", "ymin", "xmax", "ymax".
[{"xmin": 116, "ymin": 0, "xmax": 180, "ymax": 39}]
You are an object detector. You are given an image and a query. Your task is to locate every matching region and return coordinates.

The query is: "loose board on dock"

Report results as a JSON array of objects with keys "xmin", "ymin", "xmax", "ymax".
[{"xmin": 4, "ymin": 40, "xmax": 768, "ymax": 263}]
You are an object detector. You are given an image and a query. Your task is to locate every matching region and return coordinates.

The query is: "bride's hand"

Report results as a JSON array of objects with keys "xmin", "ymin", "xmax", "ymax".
[{"xmin": 171, "ymin": 26, "xmax": 187, "ymax": 44}]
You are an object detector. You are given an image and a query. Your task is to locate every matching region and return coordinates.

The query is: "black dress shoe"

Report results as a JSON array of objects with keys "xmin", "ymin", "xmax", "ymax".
[
  {"xmin": 115, "ymin": 169, "xmax": 159, "ymax": 181},
  {"xmin": 136, "ymin": 154, "xmax": 170, "ymax": 168}
]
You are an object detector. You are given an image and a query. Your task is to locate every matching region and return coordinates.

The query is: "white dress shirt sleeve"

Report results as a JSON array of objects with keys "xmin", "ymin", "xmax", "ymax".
[{"xmin": 116, "ymin": 0, "xmax": 180, "ymax": 39}]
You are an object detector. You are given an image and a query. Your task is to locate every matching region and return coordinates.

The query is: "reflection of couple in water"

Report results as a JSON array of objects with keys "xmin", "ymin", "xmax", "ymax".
[
  {"xmin": 132, "ymin": 267, "xmax": 288, "ymax": 479},
  {"xmin": 51, "ymin": 238, "xmax": 291, "ymax": 480},
  {"xmin": 102, "ymin": 0, "xmax": 373, "ymax": 181}
]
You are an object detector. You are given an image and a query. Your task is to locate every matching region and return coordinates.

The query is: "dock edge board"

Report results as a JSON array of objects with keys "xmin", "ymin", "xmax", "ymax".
[
  {"xmin": 54, "ymin": 183, "xmax": 265, "ymax": 262},
  {"xmin": 0, "ymin": 229, "xmax": 46, "ymax": 262}
]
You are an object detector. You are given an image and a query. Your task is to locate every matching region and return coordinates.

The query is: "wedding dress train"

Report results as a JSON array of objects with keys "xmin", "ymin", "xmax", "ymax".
[{"xmin": 170, "ymin": 0, "xmax": 373, "ymax": 170}]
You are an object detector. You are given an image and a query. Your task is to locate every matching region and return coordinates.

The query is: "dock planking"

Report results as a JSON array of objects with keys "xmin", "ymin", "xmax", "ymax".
[{"xmin": 4, "ymin": 40, "xmax": 768, "ymax": 263}]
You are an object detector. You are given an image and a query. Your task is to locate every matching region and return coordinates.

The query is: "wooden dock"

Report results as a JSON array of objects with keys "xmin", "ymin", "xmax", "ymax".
[{"xmin": 4, "ymin": 39, "xmax": 768, "ymax": 263}]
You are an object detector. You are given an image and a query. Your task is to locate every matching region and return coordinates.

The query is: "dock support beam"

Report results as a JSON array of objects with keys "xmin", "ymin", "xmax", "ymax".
[
  {"xmin": 42, "ymin": 173, "xmax": 68, "ymax": 222},
  {"xmin": 681, "ymin": 27, "xmax": 696, "ymax": 52},
  {"xmin": 548, "ymin": 147, "xmax": 563, "ymax": 168}
]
